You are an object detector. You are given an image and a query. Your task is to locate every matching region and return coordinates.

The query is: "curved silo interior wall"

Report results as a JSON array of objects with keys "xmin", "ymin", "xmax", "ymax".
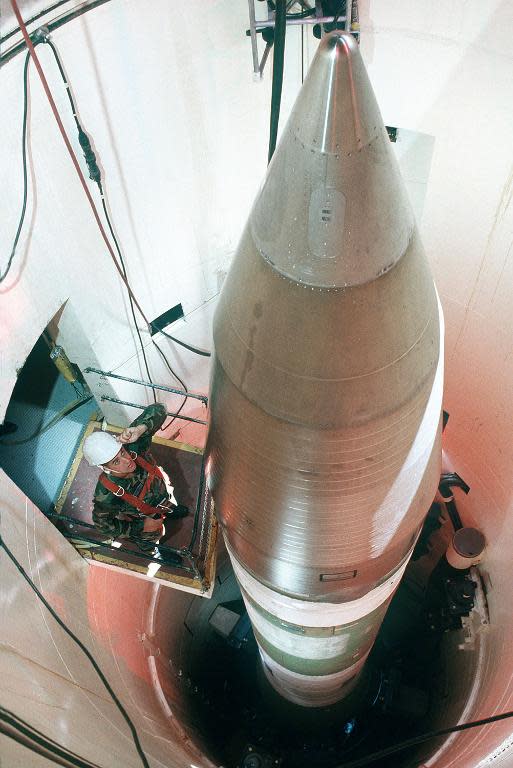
[
  {"xmin": 0, "ymin": 2, "xmax": 305, "ymax": 766},
  {"xmin": 360, "ymin": 3, "xmax": 513, "ymax": 766},
  {"xmin": 0, "ymin": 472, "xmax": 217, "ymax": 768},
  {"xmin": 1, "ymin": 1, "xmax": 513, "ymax": 767},
  {"xmin": 0, "ymin": 0, "xmax": 304, "ymax": 432}
]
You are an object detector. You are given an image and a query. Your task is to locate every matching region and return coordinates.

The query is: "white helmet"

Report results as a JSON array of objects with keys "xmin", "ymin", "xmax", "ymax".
[{"xmin": 83, "ymin": 431, "xmax": 121, "ymax": 467}]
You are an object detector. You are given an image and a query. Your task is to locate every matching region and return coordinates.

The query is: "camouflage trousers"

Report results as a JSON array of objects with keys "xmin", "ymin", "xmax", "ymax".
[{"xmin": 126, "ymin": 516, "xmax": 164, "ymax": 555}]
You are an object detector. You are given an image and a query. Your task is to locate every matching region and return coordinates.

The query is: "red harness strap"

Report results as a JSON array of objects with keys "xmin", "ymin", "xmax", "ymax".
[{"xmin": 99, "ymin": 454, "xmax": 166, "ymax": 517}]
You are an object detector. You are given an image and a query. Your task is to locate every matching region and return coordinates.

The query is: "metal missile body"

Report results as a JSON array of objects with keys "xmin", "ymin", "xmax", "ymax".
[{"xmin": 206, "ymin": 32, "xmax": 443, "ymax": 707}]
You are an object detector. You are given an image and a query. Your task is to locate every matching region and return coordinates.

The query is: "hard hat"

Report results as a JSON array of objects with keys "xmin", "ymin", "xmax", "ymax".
[{"xmin": 83, "ymin": 431, "xmax": 121, "ymax": 466}]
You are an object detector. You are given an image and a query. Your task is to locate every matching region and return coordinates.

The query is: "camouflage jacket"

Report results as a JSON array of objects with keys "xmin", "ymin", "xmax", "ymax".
[{"xmin": 91, "ymin": 403, "xmax": 169, "ymax": 539}]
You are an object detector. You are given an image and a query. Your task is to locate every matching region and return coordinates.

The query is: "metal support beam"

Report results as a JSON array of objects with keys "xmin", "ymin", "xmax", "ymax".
[
  {"xmin": 253, "ymin": 14, "xmax": 348, "ymax": 28},
  {"xmin": 247, "ymin": 0, "xmax": 356, "ymax": 76},
  {"xmin": 345, "ymin": 0, "xmax": 351, "ymax": 31},
  {"xmin": 247, "ymin": 0, "xmax": 261, "ymax": 77},
  {"xmin": 84, "ymin": 367, "xmax": 208, "ymax": 404},
  {"xmin": 100, "ymin": 396, "xmax": 208, "ymax": 425}
]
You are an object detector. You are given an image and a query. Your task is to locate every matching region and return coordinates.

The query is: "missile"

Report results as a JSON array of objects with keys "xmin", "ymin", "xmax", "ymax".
[{"xmin": 206, "ymin": 31, "xmax": 443, "ymax": 708}]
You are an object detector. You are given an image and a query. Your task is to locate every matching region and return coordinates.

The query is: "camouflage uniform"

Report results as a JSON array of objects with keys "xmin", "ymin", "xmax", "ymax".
[{"xmin": 91, "ymin": 403, "xmax": 172, "ymax": 553}]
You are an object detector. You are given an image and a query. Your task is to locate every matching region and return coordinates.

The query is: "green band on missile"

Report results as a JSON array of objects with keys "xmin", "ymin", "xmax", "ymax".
[{"xmin": 253, "ymin": 627, "xmax": 368, "ymax": 676}]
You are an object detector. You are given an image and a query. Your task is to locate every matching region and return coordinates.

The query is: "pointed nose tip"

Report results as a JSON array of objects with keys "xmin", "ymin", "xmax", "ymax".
[{"xmin": 321, "ymin": 30, "xmax": 359, "ymax": 60}]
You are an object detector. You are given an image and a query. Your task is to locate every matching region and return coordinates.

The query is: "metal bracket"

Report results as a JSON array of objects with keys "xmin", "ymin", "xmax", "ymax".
[{"xmin": 247, "ymin": 1, "xmax": 358, "ymax": 78}]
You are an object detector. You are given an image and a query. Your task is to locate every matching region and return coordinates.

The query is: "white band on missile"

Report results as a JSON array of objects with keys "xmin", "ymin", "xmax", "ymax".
[
  {"xmin": 228, "ymin": 541, "xmax": 412, "ymax": 627},
  {"xmin": 259, "ymin": 646, "xmax": 369, "ymax": 708}
]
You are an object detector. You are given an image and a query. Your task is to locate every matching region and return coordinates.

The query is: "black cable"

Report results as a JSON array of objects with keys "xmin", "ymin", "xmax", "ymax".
[
  {"xmin": 46, "ymin": 38, "xmax": 77, "ymax": 119},
  {"xmin": 152, "ymin": 338, "xmax": 188, "ymax": 428},
  {"xmin": 286, "ymin": 6, "xmax": 315, "ymax": 19},
  {"xmin": 41, "ymin": 40, "xmax": 157, "ymax": 403},
  {"xmin": 333, "ymin": 1, "xmax": 347, "ymax": 28},
  {"xmin": 43, "ymin": 39, "xmax": 197, "ymax": 401},
  {"xmin": 0, "ymin": 536, "xmax": 151, "ymax": 768},
  {"xmin": 158, "ymin": 328, "xmax": 211, "ymax": 357},
  {"xmin": 1, "ymin": 51, "xmax": 30, "ymax": 283},
  {"xmin": 44, "ymin": 38, "xmax": 199, "ymax": 430},
  {"xmin": 336, "ymin": 709, "xmax": 513, "ymax": 768},
  {"xmin": 267, "ymin": 0, "xmax": 316, "ymax": 15},
  {"xmin": 100, "ymin": 193, "xmax": 157, "ymax": 404},
  {"xmin": 268, "ymin": 0, "xmax": 287, "ymax": 164},
  {"xmin": 1, "ymin": 705, "xmax": 105, "ymax": 768}
]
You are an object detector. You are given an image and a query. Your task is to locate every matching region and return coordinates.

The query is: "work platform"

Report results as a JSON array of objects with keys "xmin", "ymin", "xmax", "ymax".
[{"xmin": 51, "ymin": 417, "xmax": 217, "ymax": 596}]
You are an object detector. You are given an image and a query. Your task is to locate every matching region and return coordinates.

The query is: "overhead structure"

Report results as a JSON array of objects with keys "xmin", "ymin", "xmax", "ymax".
[
  {"xmin": 207, "ymin": 30, "xmax": 444, "ymax": 707},
  {"xmin": 247, "ymin": 1, "xmax": 360, "ymax": 78}
]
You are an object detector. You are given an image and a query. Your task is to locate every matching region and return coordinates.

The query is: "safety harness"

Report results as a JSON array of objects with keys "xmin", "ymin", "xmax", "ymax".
[{"xmin": 99, "ymin": 453, "xmax": 169, "ymax": 517}]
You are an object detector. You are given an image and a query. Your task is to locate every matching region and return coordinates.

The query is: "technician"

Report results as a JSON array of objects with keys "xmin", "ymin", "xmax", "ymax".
[{"xmin": 83, "ymin": 403, "xmax": 188, "ymax": 564}]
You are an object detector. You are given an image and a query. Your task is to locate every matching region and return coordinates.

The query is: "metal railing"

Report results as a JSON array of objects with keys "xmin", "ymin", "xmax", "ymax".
[
  {"xmin": 84, "ymin": 368, "xmax": 208, "ymax": 403},
  {"xmin": 100, "ymin": 396, "xmax": 208, "ymax": 425},
  {"xmin": 84, "ymin": 367, "xmax": 209, "ymax": 425}
]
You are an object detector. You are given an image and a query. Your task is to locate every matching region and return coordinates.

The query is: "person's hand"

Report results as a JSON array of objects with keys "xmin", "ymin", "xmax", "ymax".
[
  {"xmin": 117, "ymin": 424, "xmax": 147, "ymax": 444},
  {"xmin": 143, "ymin": 516, "xmax": 164, "ymax": 534}
]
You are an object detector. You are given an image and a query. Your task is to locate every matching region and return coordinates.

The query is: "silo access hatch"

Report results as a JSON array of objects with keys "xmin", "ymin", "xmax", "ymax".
[{"xmin": 50, "ymin": 416, "xmax": 217, "ymax": 596}]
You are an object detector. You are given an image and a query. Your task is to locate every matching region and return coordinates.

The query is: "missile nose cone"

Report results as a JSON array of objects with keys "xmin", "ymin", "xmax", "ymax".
[
  {"xmin": 251, "ymin": 31, "xmax": 414, "ymax": 288},
  {"xmin": 299, "ymin": 31, "xmax": 377, "ymax": 154}
]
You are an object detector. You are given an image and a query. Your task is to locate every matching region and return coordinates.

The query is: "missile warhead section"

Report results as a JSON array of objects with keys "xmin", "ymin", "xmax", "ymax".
[{"xmin": 206, "ymin": 32, "xmax": 443, "ymax": 707}]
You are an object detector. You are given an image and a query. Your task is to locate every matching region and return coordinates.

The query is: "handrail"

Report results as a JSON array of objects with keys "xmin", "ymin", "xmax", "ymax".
[
  {"xmin": 84, "ymin": 367, "xmax": 208, "ymax": 404},
  {"xmin": 100, "ymin": 396, "xmax": 208, "ymax": 425}
]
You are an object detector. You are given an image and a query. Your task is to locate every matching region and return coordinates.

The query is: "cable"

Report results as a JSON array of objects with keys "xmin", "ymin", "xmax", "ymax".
[
  {"xmin": 268, "ymin": 0, "xmax": 287, "ymax": 164},
  {"xmin": 336, "ymin": 709, "xmax": 513, "ymax": 768},
  {"xmin": 1, "ymin": 705, "xmax": 105, "ymax": 768},
  {"xmin": 42, "ymin": 38, "xmax": 157, "ymax": 401},
  {"xmin": 100, "ymin": 193, "xmax": 157, "ymax": 403},
  {"xmin": 10, "ymin": 1, "xmax": 148, "ymax": 320},
  {"xmin": 0, "ymin": 536, "xmax": 151, "ymax": 768},
  {"xmin": 43, "ymin": 36, "xmax": 209, "ymax": 389},
  {"xmin": 333, "ymin": 1, "xmax": 347, "ymax": 28},
  {"xmin": 1, "ymin": 51, "xmax": 30, "ymax": 284},
  {"xmin": 286, "ymin": 6, "xmax": 316, "ymax": 19},
  {"xmin": 0, "ymin": 395, "xmax": 92, "ymax": 446},
  {"xmin": 151, "ymin": 338, "xmax": 187, "ymax": 428},
  {"xmin": 158, "ymin": 328, "xmax": 211, "ymax": 358},
  {"xmin": 10, "ymin": 3, "xmax": 197, "ymax": 405}
]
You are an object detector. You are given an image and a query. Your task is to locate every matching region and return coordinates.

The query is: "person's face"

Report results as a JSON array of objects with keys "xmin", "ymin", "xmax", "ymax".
[{"xmin": 104, "ymin": 446, "xmax": 137, "ymax": 475}]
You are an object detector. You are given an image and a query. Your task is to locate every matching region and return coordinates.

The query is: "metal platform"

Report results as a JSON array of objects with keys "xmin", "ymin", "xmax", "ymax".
[{"xmin": 52, "ymin": 417, "xmax": 217, "ymax": 596}]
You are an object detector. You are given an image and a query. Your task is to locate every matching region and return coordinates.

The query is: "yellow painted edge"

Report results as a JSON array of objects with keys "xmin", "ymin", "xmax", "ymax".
[
  {"xmin": 83, "ymin": 549, "xmax": 204, "ymax": 590},
  {"xmin": 55, "ymin": 419, "xmax": 99, "ymax": 514},
  {"xmin": 202, "ymin": 513, "xmax": 218, "ymax": 590},
  {"xmin": 152, "ymin": 434, "xmax": 204, "ymax": 455}
]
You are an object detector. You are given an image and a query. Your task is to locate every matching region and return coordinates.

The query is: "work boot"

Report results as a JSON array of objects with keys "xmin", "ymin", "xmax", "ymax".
[{"xmin": 151, "ymin": 547, "xmax": 182, "ymax": 567}]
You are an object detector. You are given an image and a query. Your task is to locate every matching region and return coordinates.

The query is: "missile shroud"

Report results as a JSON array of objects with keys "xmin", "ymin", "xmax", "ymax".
[{"xmin": 206, "ymin": 32, "xmax": 444, "ymax": 707}]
